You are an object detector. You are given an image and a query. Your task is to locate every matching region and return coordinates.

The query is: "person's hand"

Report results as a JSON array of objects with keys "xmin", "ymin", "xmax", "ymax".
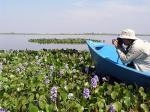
[{"xmin": 112, "ymin": 39, "xmax": 119, "ymax": 48}]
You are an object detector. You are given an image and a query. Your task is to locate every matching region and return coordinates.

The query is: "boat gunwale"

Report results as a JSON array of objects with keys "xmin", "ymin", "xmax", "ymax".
[{"xmin": 86, "ymin": 40, "xmax": 150, "ymax": 77}]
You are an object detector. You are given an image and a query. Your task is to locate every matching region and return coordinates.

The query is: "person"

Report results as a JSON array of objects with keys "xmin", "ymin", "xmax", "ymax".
[{"xmin": 112, "ymin": 29, "xmax": 150, "ymax": 72}]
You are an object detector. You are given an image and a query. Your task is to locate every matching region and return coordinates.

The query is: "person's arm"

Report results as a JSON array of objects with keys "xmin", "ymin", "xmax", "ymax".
[{"xmin": 117, "ymin": 46, "xmax": 142, "ymax": 64}]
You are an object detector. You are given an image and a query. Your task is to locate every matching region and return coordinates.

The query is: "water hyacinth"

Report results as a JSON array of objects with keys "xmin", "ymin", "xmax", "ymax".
[
  {"xmin": 45, "ymin": 75, "xmax": 48, "ymax": 79},
  {"xmin": 65, "ymin": 63, "xmax": 69, "ymax": 69},
  {"xmin": 0, "ymin": 63, "xmax": 3, "ymax": 69},
  {"xmin": 45, "ymin": 79, "xmax": 50, "ymax": 84},
  {"xmin": 64, "ymin": 85, "xmax": 68, "ymax": 91},
  {"xmin": 102, "ymin": 77, "xmax": 107, "ymax": 82},
  {"xmin": 0, "ymin": 108, "xmax": 7, "ymax": 112},
  {"xmin": 50, "ymin": 86, "xmax": 57, "ymax": 102},
  {"xmin": 0, "ymin": 63, "xmax": 3, "ymax": 73},
  {"xmin": 83, "ymin": 88, "xmax": 90, "ymax": 99},
  {"xmin": 64, "ymin": 81, "xmax": 67, "ymax": 85},
  {"xmin": 72, "ymin": 69, "xmax": 76, "ymax": 73},
  {"xmin": 79, "ymin": 56, "xmax": 83, "ymax": 61},
  {"xmin": 35, "ymin": 55, "xmax": 39, "ymax": 60},
  {"xmin": 84, "ymin": 67, "xmax": 89, "ymax": 74},
  {"xmin": 91, "ymin": 77, "xmax": 97, "ymax": 88},
  {"xmin": 2, "ymin": 58, "xmax": 6, "ymax": 63},
  {"xmin": 36, "ymin": 60, "xmax": 41, "ymax": 65},
  {"xmin": 50, "ymin": 65, "xmax": 54, "ymax": 71},
  {"xmin": 102, "ymin": 76, "xmax": 110, "ymax": 82},
  {"xmin": 59, "ymin": 69, "xmax": 64, "ymax": 76},
  {"xmin": 16, "ymin": 67, "xmax": 21, "ymax": 73},
  {"xmin": 92, "ymin": 72, "xmax": 96, "ymax": 76},
  {"xmin": 44, "ymin": 75, "xmax": 50, "ymax": 84},
  {"xmin": 20, "ymin": 65, "xmax": 25, "ymax": 71},
  {"xmin": 109, "ymin": 104, "xmax": 115, "ymax": 112},
  {"xmin": 0, "ymin": 81, "xmax": 3, "ymax": 91},
  {"xmin": 1, "ymin": 49, "xmax": 149, "ymax": 111},
  {"xmin": 73, "ymin": 74, "xmax": 78, "ymax": 79},
  {"xmin": 93, "ymin": 75, "xmax": 99, "ymax": 82},
  {"xmin": 50, "ymin": 65, "xmax": 54, "ymax": 77},
  {"xmin": 68, "ymin": 93, "xmax": 74, "ymax": 99}
]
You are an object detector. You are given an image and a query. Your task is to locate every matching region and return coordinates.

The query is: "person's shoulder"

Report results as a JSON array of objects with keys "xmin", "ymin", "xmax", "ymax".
[
  {"xmin": 135, "ymin": 39, "xmax": 143, "ymax": 43},
  {"xmin": 132, "ymin": 39, "xmax": 144, "ymax": 48}
]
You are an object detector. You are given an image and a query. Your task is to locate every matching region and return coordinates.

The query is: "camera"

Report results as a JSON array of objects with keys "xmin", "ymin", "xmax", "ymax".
[{"xmin": 117, "ymin": 38, "xmax": 123, "ymax": 46}]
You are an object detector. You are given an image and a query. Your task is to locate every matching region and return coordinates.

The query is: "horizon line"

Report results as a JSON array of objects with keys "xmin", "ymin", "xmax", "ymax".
[{"xmin": 0, "ymin": 32, "xmax": 150, "ymax": 36}]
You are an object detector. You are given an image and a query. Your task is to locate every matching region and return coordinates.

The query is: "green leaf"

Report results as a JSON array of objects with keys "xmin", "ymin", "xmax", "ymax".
[
  {"xmin": 113, "ymin": 101, "xmax": 122, "ymax": 112},
  {"xmin": 139, "ymin": 87, "xmax": 147, "ymax": 100},
  {"xmin": 61, "ymin": 91, "xmax": 67, "ymax": 102},
  {"xmin": 45, "ymin": 104, "xmax": 50, "ymax": 112},
  {"xmin": 48, "ymin": 104, "xmax": 54, "ymax": 112},
  {"xmin": 39, "ymin": 95, "xmax": 47, "ymax": 110},
  {"xmin": 97, "ymin": 100, "xmax": 105, "ymax": 109},
  {"xmin": 29, "ymin": 103, "xmax": 39, "ymax": 112},
  {"xmin": 29, "ymin": 94, "xmax": 34, "ymax": 102},
  {"xmin": 76, "ymin": 103, "xmax": 84, "ymax": 112},
  {"xmin": 84, "ymin": 82, "xmax": 89, "ymax": 87},
  {"xmin": 111, "ymin": 91, "xmax": 118, "ymax": 100},
  {"xmin": 140, "ymin": 104, "xmax": 149, "ymax": 112},
  {"xmin": 94, "ymin": 87, "xmax": 99, "ymax": 94},
  {"xmin": 124, "ymin": 96, "xmax": 131, "ymax": 107},
  {"xmin": 139, "ymin": 87, "xmax": 144, "ymax": 93},
  {"xmin": 21, "ymin": 96, "xmax": 27, "ymax": 105}
]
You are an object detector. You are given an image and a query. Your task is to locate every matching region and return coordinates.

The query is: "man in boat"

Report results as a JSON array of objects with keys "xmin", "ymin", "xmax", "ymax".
[{"xmin": 112, "ymin": 29, "xmax": 150, "ymax": 72}]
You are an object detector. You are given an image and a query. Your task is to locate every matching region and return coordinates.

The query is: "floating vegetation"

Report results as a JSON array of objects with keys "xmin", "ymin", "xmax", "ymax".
[
  {"xmin": 0, "ymin": 49, "xmax": 149, "ymax": 111},
  {"xmin": 28, "ymin": 38, "xmax": 105, "ymax": 44}
]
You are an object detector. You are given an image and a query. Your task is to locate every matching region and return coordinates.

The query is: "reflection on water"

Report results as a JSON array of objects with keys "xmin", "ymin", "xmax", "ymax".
[{"xmin": 0, "ymin": 35, "xmax": 149, "ymax": 50}]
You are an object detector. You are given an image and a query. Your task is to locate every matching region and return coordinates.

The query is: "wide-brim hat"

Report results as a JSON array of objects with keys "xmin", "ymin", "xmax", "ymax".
[{"xmin": 119, "ymin": 29, "xmax": 139, "ymax": 40}]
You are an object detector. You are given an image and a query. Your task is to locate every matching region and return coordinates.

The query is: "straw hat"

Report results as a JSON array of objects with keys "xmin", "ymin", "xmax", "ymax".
[{"xmin": 119, "ymin": 29, "xmax": 139, "ymax": 40}]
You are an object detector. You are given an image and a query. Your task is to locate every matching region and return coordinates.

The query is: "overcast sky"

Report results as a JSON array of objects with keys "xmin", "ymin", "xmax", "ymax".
[{"xmin": 0, "ymin": 0, "xmax": 150, "ymax": 34}]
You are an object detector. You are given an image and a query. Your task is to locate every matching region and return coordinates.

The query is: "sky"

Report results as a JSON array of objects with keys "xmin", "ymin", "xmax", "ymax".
[{"xmin": 0, "ymin": 0, "xmax": 150, "ymax": 34}]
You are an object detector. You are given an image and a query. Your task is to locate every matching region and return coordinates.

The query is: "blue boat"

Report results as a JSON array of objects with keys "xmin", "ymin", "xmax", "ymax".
[{"xmin": 86, "ymin": 40, "xmax": 150, "ymax": 87}]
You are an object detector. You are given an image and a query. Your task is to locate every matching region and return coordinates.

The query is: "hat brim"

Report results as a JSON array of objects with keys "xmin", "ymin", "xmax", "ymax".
[{"xmin": 119, "ymin": 35, "xmax": 139, "ymax": 40}]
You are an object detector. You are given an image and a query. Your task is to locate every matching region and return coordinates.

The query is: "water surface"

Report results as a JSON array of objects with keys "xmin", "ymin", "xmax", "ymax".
[{"xmin": 0, "ymin": 34, "xmax": 149, "ymax": 50}]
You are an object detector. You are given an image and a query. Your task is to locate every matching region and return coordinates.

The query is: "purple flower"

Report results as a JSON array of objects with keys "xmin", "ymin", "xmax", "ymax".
[
  {"xmin": 102, "ymin": 77, "xmax": 107, "ymax": 81},
  {"xmin": 44, "ymin": 75, "xmax": 50, "ymax": 84},
  {"xmin": 50, "ymin": 65, "xmax": 54, "ymax": 70},
  {"xmin": 36, "ymin": 60, "xmax": 41, "ymax": 65},
  {"xmin": 85, "ymin": 67, "xmax": 89, "ymax": 73},
  {"xmin": 68, "ymin": 93, "xmax": 74, "ymax": 99},
  {"xmin": 91, "ymin": 77, "xmax": 97, "ymax": 88},
  {"xmin": 59, "ymin": 69, "xmax": 64, "ymax": 76},
  {"xmin": 83, "ymin": 88, "xmax": 90, "ymax": 99},
  {"xmin": 102, "ymin": 76, "xmax": 110, "ymax": 82},
  {"xmin": 16, "ymin": 67, "xmax": 21, "ymax": 73},
  {"xmin": 50, "ymin": 86, "xmax": 57, "ymax": 102},
  {"xmin": 92, "ymin": 72, "xmax": 96, "ymax": 76},
  {"xmin": 45, "ymin": 75, "xmax": 48, "ymax": 79},
  {"xmin": 93, "ymin": 75, "xmax": 99, "ymax": 82},
  {"xmin": 35, "ymin": 55, "xmax": 39, "ymax": 60},
  {"xmin": 0, "ymin": 108, "xmax": 7, "ymax": 112},
  {"xmin": 109, "ymin": 104, "xmax": 115, "ymax": 112},
  {"xmin": 65, "ymin": 64, "xmax": 69, "ymax": 69},
  {"xmin": 79, "ymin": 56, "xmax": 83, "ymax": 61},
  {"xmin": 45, "ymin": 79, "xmax": 50, "ymax": 84},
  {"xmin": 72, "ymin": 69, "xmax": 76, "ymax": 73}
]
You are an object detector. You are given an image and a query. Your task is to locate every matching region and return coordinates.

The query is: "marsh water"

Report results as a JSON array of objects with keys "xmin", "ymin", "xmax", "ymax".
[{"xmin": 0, "ymin": 34, "xmax": 149, "ymax": 50}]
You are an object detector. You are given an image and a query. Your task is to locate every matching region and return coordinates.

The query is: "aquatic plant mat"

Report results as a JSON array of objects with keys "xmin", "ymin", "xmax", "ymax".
[
  {"xmin": 0, "ymin": 49, "xmax": 149, "ymax": 111},
  {"xmin": 28, "ymin": 38, "xmax": 105, "ymax": 44}
]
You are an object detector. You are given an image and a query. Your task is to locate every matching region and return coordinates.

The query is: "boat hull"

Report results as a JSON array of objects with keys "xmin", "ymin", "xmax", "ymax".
[{"xmin": 87, "ymin": 40, "xmax": 150, "ymax": 87}]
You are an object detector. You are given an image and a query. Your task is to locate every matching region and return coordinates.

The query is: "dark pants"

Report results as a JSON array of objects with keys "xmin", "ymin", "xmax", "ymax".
[{"xmin": 127, "ymin": 61, "xmax": 135, "ymax": 69}]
